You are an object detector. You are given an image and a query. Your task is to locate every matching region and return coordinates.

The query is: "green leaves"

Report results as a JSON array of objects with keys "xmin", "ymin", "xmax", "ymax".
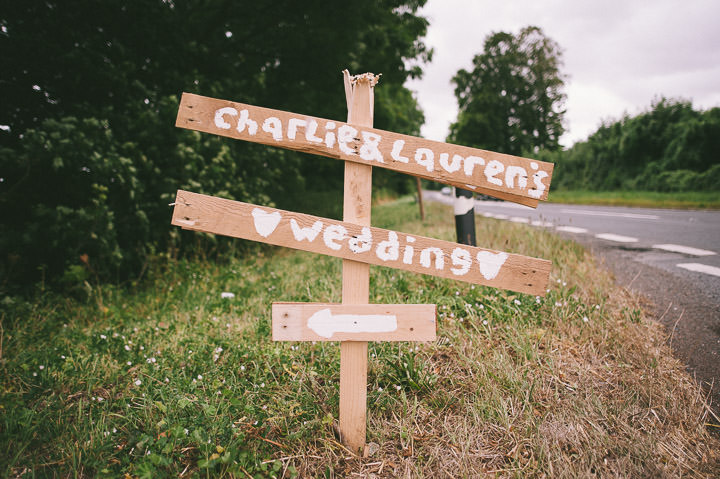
[
  {"xmin": 1, "ymin": 1, "xmax": 432, "ymax": 292},
  {"xmin": 448, "ymin": 26, "xmax": 566, "ymax": 156},
  {"xmin": 551, "ymin": 98, "xmax": 720, "ymax": 192}
]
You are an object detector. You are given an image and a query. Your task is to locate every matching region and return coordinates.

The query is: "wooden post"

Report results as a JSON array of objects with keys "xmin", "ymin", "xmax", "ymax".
[
  {"xmin": 339, "ymin": 70, "xmax": 377, "ymax": 453},
  {"xmin": 416, "ymin": 177, "xmax": 425, "ymax": 221}
]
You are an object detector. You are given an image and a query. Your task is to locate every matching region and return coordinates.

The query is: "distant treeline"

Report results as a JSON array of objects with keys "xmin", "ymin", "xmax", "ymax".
[{"xmin": 541, "ymin": 98, "xmax": 720, "ymax": 192}]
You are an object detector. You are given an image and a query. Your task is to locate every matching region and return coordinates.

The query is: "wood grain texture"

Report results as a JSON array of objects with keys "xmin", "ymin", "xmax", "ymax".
[
  {"xmin": 171, "ymin": 190, "xmax": 552, "ymax": 296},
  {"xmin": 339, "ymin": 71, "xmax": 375, "ymax": 455},
  {"xmin": 272, "ymin": 303, "xmax": 436, "ymax": 342},
  {"xmin": 176, "ymin": 92, "xmax": 553, "ymax": 207}
]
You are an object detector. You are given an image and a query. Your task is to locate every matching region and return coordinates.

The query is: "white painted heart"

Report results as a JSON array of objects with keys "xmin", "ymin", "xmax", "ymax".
[
  {"xmin": 476, "ymin": 251, "xmax": 508, "ymax": 280},
  {"xmin": 251, "ymin": 208, "xmax": 282, "ymax": 238}
]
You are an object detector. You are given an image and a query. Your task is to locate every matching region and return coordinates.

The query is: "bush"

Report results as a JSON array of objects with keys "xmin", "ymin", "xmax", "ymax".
[{"xmin": 0, "ymin": 105, "xmax": 298, "ymax": 293}]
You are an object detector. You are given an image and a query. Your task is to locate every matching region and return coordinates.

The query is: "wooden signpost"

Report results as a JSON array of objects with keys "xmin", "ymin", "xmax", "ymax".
[{"xmin": 171, "ymin": 71, "xmax": 554, "ymax": 454}]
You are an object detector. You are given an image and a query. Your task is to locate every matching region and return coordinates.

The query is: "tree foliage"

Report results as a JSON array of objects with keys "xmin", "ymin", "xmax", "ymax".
[
  {"xmin": 448, "ymin": 26, "xmax": 566, "ymax": 155},
  {"xmin": 0, "ymin": 0, "xmax": 431, "ymax": 291},
  {"xmin": 547, "ymin": 98, "xmax": 720, "ymax": 192}
]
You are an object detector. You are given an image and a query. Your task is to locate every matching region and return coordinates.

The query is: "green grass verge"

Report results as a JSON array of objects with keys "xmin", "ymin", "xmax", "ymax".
[
  {"xmin": 2, "ymin": 197, "xmax": 718, "ymax": 477},
  {"xmin": 548, "ymin": 189, "xmax": 720, "ymax": 209}
]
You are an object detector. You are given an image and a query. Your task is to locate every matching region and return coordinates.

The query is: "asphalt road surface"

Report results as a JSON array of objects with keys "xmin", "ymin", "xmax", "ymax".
[{"xmin": 425, "ymin": 190, "xmax": 720, "ymax": 414}]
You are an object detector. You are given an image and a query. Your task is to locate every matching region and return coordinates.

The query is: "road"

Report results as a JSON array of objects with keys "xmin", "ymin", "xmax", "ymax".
[{"xmin": 425, "ymin": 190, "xmax": 720, "ymax": 413}]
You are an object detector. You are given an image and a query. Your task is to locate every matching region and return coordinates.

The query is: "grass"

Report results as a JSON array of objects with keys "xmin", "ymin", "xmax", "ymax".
[
  {"xmin": 548, "ymin": 189, "xmax": 720, "ymax": 209},
  {"xmin": 2, "ymin": 197, "xmax": 719, "ymax": 477}
]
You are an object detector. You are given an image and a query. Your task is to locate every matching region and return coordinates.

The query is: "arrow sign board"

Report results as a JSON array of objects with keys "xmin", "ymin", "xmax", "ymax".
[
  {"xmin": 172, "ymin": 190, "xmax": 551, "ymax": 296},
  {"xmin": 272, "ymin": 303, "xmax": 436, "ymax": 342},
  {"xmin": 176, "ymin": 93, "xmax": 553, "ymax": 207}
]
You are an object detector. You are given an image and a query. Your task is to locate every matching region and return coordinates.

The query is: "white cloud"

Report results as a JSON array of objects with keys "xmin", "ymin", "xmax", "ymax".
[{"xmin": 406, "ymin": 0, "xmax": 720, "ymax": 148}]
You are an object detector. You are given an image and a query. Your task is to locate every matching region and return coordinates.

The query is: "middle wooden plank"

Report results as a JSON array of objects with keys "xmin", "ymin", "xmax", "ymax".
[{"xmin": 171, "ymin": 190, "xmax": 552, "ymax": 296}]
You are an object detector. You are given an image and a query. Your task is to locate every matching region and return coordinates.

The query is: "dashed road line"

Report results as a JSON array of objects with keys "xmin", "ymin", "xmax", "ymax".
[
  {"xmin": 560, "ymin": 209, "xmax": 660, "ymax": 220},
  {"xmin": 653, "ymin": 244, "xmax": 716, "ymax": 256},
  {"xmin": 556, "ymin": 226, "xmax": 588, "ymax": 234},
  {"xmin": 531, "ymin": 220, "xmax": 554, "ymax": 227},
  {"xmin": 595, "ymin": 233, "xmax": 638, "ymax": 243},
  {"xmin": 509, "ymin": 217, "xmax": 530, "ymax": 224},
  {"xmin": 676, "ymin": 263, "xmax": 720, "ymax": 277}
]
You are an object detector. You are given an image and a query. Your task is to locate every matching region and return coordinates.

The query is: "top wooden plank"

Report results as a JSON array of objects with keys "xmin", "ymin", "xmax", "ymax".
[{"xmin": 176, "ymin": 93, "xmax": 554, "ymax": 207}]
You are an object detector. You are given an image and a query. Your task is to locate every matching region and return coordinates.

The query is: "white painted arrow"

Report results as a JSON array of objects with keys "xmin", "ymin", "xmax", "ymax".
[{"xmin": 307, "ymin": 308, "xmax": 398, "ymax": 339}]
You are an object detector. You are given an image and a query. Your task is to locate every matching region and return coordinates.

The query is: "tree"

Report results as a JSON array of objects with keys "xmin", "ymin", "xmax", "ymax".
[
  {"xmin": 0, "ymin": 1, "xmax": 431, "ymax": 291},
  {"xmin": 448, "ymin": 26, "xmax": 566, "ymax": 156},
  {"xmin": 548, "ymin": 97, "xmax": 720, "ymax": 192}
]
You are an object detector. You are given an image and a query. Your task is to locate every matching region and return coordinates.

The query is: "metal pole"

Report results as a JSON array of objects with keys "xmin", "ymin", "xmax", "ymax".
[{"xmin": 454, "ymin": 187, "xmax": 476, "ymax": 246}]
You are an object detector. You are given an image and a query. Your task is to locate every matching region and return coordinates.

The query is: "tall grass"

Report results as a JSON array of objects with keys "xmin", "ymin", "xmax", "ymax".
[{"xmin": 1, "ymin": 197, "xmax": 718, "ymax": 477}]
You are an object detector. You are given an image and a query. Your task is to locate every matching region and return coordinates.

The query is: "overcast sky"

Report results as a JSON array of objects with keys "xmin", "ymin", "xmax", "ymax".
[{"xmin": 405, "ymin": 0, "xmax": 720, "ymax": 147}]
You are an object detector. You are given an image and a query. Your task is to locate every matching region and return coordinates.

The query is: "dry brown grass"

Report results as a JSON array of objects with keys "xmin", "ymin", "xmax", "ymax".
[{"xmin": 281, "ymin": 203, "xmax": 720, "ymax": 478}]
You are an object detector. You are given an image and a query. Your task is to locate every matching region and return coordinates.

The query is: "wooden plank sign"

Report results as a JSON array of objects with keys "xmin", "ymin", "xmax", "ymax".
[
  {"xmin": 171, "ymin": 190, "xmax": 552, "ymax": 296},
  {"xmin": 272, "ymin": 303, "xmax": 436, "ymax": 342},
  {"xmin": 176, "ymin": 93, "xmax": 554, "ymax": 207}
]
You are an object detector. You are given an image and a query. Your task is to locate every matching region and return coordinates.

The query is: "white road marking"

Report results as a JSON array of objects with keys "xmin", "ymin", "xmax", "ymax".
[
  {"xmin": 482, "ymin": 212, "xmax": 495, "ymax": 218},
  {"xmin": 595, "ymin": 233, "xmax": 638, "ymax": 243},
  {"xmin": 510, "ymin": 217, "xmax": 530, "ymax": 224},
  {"xmin": 531, "ymin": 220, "xmax": 554, "ymax": 227},
  {"xmin": 476, "ymin": 200, "xmax": 533, "ymax": 210},
  {"xmin": 653, "ymin": 244, "xmax": 716, "ymax": 256},
  {"xmin": 556, "ymin": 226, "xmax": 588, "ymax": 234},
  {"xmin": 493, "ymin": 214, "xmax": 509, "ymax": 220},
  {"xmin": 561, "ymin": 209, "xmax": 659, "ymax": 220},
  {"xmin": 676, "ymin": 263, "xmax": 720, "ymax": 277}
]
